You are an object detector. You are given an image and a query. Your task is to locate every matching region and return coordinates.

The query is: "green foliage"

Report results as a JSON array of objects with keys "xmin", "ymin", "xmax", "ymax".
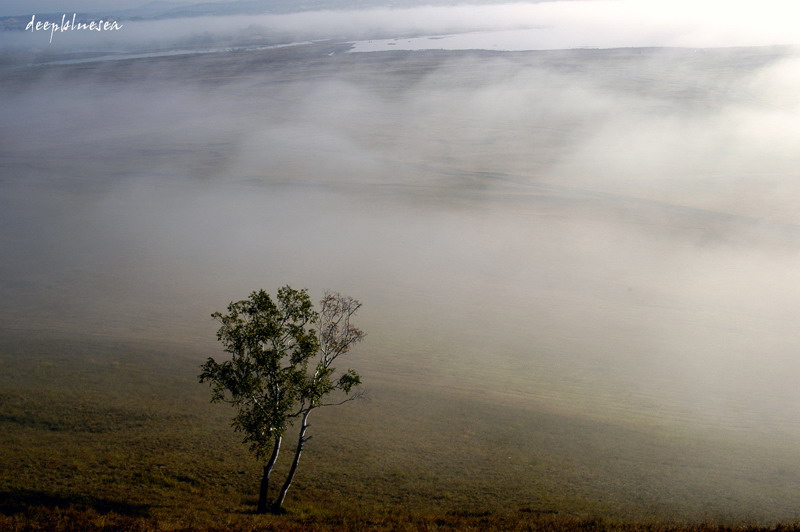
[
  {"xmin": 199, "ymin": 287, "xmax": 320, "ymax": 460},
  {"xmin": 338, "ymin": 369, "xmax": 361, "ymax": 394},
  {"xmin": 198, "ymin": 286, "xmax": 365, "ymax": 512}
]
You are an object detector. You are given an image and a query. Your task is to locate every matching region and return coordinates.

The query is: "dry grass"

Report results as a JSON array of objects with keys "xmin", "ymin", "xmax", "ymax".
[{"xmin": 2, "ymin": 330, "xmax": 800, "ymax": 531}]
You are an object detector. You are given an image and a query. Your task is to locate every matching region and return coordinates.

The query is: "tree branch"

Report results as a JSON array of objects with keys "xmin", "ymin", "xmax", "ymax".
[{"xmin": 318, "ymin": 390, "xmax": 364, "ymax": 408}]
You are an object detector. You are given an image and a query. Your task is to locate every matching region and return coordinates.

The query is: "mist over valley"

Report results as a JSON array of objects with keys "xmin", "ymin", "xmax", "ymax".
[{"xmin": 3, "ymin": 3, "xmax": 800, "ymax": 526}]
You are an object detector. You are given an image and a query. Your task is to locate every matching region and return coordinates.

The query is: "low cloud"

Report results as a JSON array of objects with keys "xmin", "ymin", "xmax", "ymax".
[{"xmin": 3, "ymin": 8, "xmax": 800, "ymax": 450}]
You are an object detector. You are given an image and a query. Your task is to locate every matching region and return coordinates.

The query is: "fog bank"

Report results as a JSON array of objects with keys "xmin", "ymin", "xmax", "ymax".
[{"xmin": 3, "ymin": 44, "xmax": 800, "ymax": 449}]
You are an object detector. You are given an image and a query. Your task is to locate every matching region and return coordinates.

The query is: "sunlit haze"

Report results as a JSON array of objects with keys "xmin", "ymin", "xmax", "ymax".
[{"xmin": 3, "ymin": 0, "xmax": 800, "ymax": 524}]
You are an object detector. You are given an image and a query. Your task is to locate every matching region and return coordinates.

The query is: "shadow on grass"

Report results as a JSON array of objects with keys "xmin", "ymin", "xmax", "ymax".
[
  {"xmin": 0, "ymin": 489, "xmax": 151, "ymax": 517},
  {"xmin": 235, "ymin": 499, "xmax": 286, "ymax": 516}
]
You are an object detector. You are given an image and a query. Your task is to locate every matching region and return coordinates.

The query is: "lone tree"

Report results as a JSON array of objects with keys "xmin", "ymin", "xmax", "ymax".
[{"xmin": 199, "ymin": 286, "xmax": 364, "ymax": 514}]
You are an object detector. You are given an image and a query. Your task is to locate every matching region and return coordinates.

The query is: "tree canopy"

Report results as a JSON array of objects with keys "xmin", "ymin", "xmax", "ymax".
[{"xmin": 199, "ymin": 286, "xmax": 364, "ymax": 513}]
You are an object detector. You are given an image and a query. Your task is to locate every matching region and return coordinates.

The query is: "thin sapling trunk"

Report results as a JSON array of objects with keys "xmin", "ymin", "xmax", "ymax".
[
  {"xmin": 257, "ymin": 436, "xmax": 281, "ymax": 513},
  {"xmin": 272, "ymin": 409, "xmax": 312, "ymax": 513}
]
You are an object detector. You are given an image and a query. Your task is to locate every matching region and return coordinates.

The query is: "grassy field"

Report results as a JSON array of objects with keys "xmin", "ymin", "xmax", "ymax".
[
  {"xmin": 4, "ymin": 43, "xmax": 800, "ymax": 531},
  {"xmin": 2, "ymin": 329, "xmax": 800, "ymax": 531}
]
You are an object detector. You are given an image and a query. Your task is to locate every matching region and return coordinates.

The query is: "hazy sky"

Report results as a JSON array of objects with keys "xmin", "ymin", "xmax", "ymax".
[
  {"xmin": 4, "ymin": 1, "xmax": 800, "ymax": 50},
  {"xmin": 1, "ymin": 0, "xmax": 143, "ymax": 16},
  {"xmin": 0, "ymin": 0, "xmax": 219, "ymax": 17}
]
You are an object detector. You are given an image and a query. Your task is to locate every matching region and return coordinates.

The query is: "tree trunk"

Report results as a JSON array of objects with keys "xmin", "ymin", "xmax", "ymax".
[
  {"xmin": 272, "ymin": 409, "xmax": 311, "ymax": 512},
  {"xmin": 257, "ymin": 436, "xmax": 281, "ymax": 514}
]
